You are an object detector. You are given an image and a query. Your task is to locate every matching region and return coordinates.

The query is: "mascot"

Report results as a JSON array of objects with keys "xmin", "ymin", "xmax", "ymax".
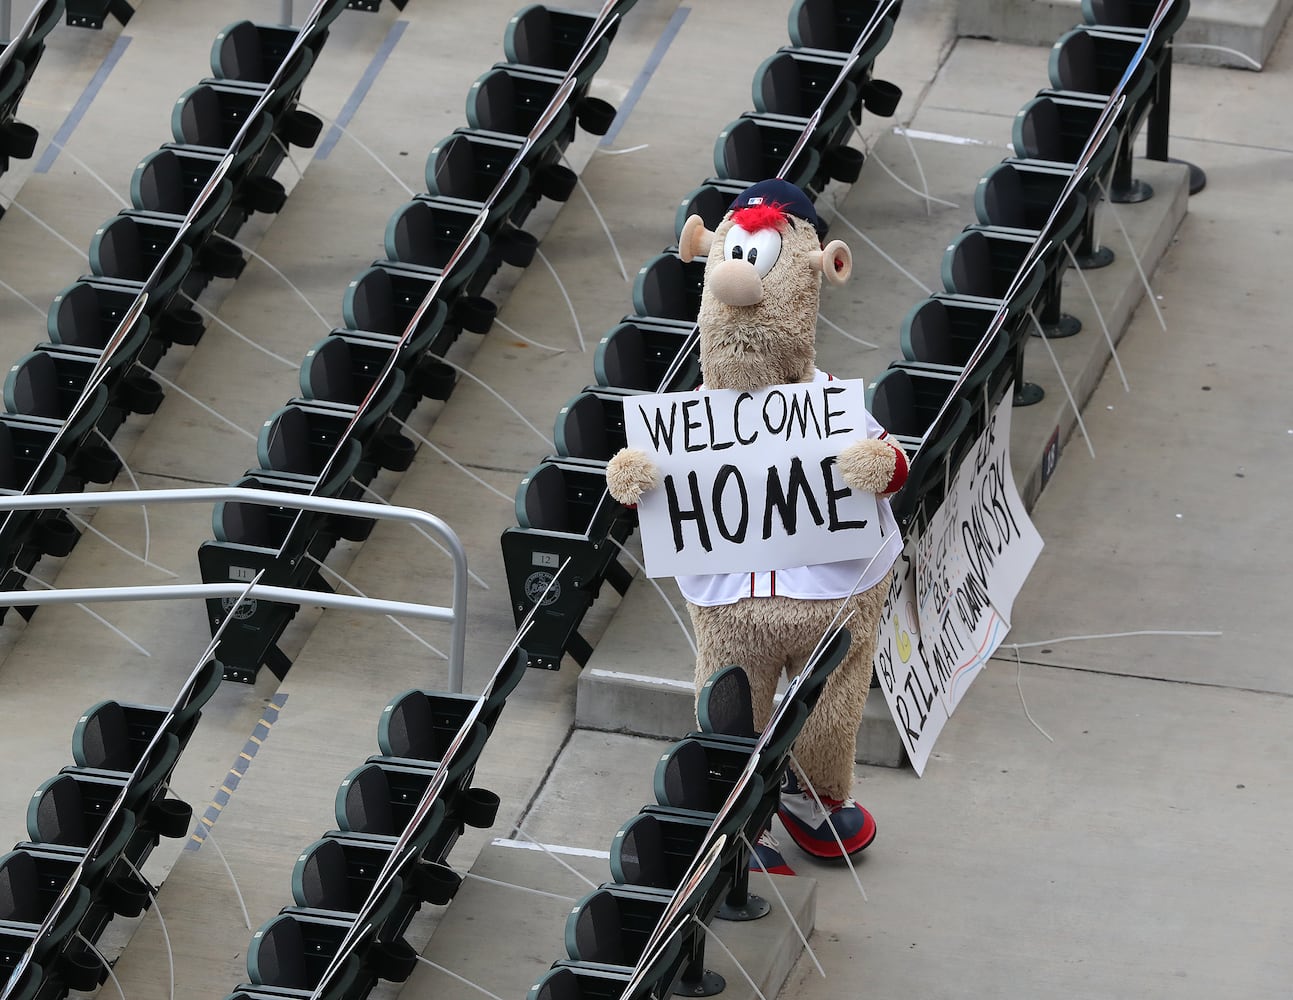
[{"xmin": 606, "ymin": 180, "xmax": 908, "ymax": 873}]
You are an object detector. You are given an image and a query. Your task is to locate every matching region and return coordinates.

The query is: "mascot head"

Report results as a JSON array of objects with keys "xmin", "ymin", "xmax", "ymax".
[{"xmin": 678, "ymin": 179, "xmax": 852, "ymax": 393}]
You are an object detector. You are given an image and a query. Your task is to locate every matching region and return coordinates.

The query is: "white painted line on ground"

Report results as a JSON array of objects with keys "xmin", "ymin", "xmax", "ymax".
[
  {"xmin": 894, "ymin": 126, "xmax": 1001, "ymax": 147},
  {"xmin": 492, "ymin": 838, "xmax": 611, "ymax": 859},
  {"xmin": 588, "ymin": 668, "xmax": 693, "ymax": 690}
]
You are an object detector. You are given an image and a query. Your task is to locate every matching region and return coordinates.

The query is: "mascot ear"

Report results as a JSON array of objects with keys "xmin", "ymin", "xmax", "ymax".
[
  {"xmin": 812, "ymin": 239, "xmax": 853, "ymax": 285},
  {"xmin": 679, "ymin": 214, "xmax": 717, "ymax": 263}
]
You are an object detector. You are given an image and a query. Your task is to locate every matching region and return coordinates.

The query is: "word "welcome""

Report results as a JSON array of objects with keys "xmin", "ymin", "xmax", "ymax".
[{"xmin": 635, "ymin": 384, "xmax": 855, "ymax": 455}]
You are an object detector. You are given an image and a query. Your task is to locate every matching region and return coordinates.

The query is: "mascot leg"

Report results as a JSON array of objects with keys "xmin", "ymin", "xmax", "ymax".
[
  {"xmin": 777, "ymin": 579, "xmax": 889, "ymax": 858},
  {"xmin": 687, "ymin": 598, "xmax": 800, "ymax": 876},
  {"xmin": 687, "ymin": 600, "xmax": 784, "ymax": 730}
]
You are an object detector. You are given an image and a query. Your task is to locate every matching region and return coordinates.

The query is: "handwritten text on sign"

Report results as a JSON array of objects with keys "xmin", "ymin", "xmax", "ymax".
[
  {"xmin": 626, "ymin": 380, "xmax": 884, "ymax": 577},
  {"xmin": 874, "ymin": 395, "xmax": 1044, "ymax": 774},
  {"xmin": 872, "ymin": 545, "xmax": 949, "ymax": 776}
]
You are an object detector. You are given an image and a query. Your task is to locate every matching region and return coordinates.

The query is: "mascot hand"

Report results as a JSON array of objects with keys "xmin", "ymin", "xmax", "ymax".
[
  {"xmin": 606, "ymin": 448, "xmax": 660, "ymax": 506},
  {"xmin": 838, "ymin": 438, "xmax": 909, "ymax": 497}
]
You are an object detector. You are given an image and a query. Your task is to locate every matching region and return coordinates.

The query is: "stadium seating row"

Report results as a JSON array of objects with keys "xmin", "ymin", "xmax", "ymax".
[
  {"xmin": 0, "ymin": 653, "xmax": 222, "ymax": 1000},
  {"xmin": 216, "ymin": 645, "xmax": 527, "ymax": 1000},
  {"xmin": 0, "ymin": 0, "xmax": 349, "ymax": 624},
  {"xmin": 0, "ymin": 2, "xmax": 63, "ymax": 193},
  {"xmin": 198, "ymin": 1, "xmax": 641, "ymax": 683}
]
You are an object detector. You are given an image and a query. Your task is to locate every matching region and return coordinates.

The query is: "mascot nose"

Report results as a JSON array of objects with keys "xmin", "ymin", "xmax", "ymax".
[{"xmin": 708, "ymin": 258, "xmax": 764, "ymax": 307}]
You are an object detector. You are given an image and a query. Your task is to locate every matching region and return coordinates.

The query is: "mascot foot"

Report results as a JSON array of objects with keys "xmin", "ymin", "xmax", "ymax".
[
  {"xmin": 778, "ymin": 771, "xmax": 877, "ymax": 858},
  {"xmin": 749, "ymin": 829, "xmax": 796, "ymax": 876}
]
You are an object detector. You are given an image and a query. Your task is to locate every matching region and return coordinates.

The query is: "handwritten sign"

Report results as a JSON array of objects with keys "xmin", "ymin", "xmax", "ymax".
[
  {"xmin": 872, "ymin": 545, "xmax": 949, "ymax": 776},
  {"xmin": 875, "ymin": 396, "xmax": 1043, "ymax": 774},
  {"xmin": 625, "ymin": 380, "xmax": 886, "ymax": 578}
]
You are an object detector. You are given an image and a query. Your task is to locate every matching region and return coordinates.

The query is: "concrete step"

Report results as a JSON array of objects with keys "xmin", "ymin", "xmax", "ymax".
[{"xmin": 956, "ymin": 0, "xmax": 1289, "ymax": 69}]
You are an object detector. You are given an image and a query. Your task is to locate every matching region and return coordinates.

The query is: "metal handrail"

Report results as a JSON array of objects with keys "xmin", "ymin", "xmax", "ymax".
[{"xmin": 0, "ymin": 486, "xmax": 469, "ymax": 687}]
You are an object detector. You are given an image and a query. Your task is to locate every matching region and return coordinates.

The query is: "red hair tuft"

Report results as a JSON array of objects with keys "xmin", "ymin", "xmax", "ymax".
[{"xmin": 731, "ymin": 202, "xmax": 788, "ymax": 234}]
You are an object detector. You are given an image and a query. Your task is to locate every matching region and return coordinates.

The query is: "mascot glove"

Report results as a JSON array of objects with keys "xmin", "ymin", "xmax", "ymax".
[
  {"xmin": 837, "ymin": 438, "xmax": 908, "ymax": 497},
  {"xmin": 606, "ymin": 448, "xmax": 660, "ymax": 506}
]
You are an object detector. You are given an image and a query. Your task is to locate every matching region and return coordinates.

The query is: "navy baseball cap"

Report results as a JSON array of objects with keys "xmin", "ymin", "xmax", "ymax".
[{"xmin": 729, "ymin": 179, "xmax": 826, "ymax": 240}]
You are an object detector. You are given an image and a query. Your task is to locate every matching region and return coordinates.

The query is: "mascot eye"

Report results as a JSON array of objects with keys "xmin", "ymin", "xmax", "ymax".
[{"xmin": 723, "ymin": 225, "xmax": 781, "ymax": 278}]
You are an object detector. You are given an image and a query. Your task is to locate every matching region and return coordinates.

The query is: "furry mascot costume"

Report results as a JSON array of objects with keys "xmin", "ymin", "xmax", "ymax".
[{"xmin": 606, "ymin": 180, "xmax": 908, "ymax": 872}]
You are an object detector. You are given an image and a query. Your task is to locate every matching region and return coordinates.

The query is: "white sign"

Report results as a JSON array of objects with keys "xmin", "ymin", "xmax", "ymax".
[
  {"xmin": 872, "ymin": 545, "xmax": 949, "ymax": 776},
  {"xmin": 874, "ymin": 396, "xmax": 1043, "ymax": 775},
  {"xmin": 625, "ymin": 380, "xmax": 886, "ymax": 578}
]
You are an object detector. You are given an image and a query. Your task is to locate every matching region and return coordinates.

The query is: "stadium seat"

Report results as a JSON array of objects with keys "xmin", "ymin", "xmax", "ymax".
[
  {"xmin": 970, "ymin": 160, "xmax": 1087, "ymax": 330},
  {"xmin": 503, "ymin": 4, "xmax": 629, "ymax": 79},
  {"xmin": 673, "ymin": 181, "xmax": 744, "ymax": 241},
  {"xmin": 501, "ymin": 460, "xmax": 635, "ymax": 668},
  {"xmin": 169, "ymin": 82, "xmax": 276, "ymax": 176},
  {"xmin": 712, "ymin": 114, "xmax": 823, "ymax": 195},
  {"xmin": 751, "ymin": 49, "xmax": 862, "ymax": 180},
  {"xmin": 942, "ymin": 225, "xmax": 1077, "ymax": 339},
  {"xmin": 1045, "ymin": 25, "xmax": 1158, "ymax": 202},
  {"xmin": 593, "ymin": 319, "xmax": 700, "ymax": 393},
  {"xmin": 900, "ymin": 297, "xmax": 1016, "ymax": 412},
  {"xmin": 210, "ymin": 6, "xmax": 345, "ymax": 84},
  {"xmin": 245, "ymin": 911, "xmax": 363, "ymax": 997},
  {"xmin": 866, "ymin": 367, "xmax": 974, "ymax": 527},
  {"xmin": 787, "ymin": 0, "xmax": 902, "ymax": 53},
  {"xmin": 256, "ymin": 403, "xmax": 364, "ymax": 482},
  {"xmin": 25, "ymin": 774, "xmax": 137, "ymax": 876},
  {"xmin": 527, "ymin": 938, "xmax": 686, "ymax": 1000},
  {"xmin": 4, "ymin": 0, "xmax": 64, "ymax": 68},
  {"xmin": 342, "ymin": 262, "xmax": 454, "ymax": 340},
  {"xmin": 465, "ymin": 64, "xmax": 575, "ymax": 151},
  {"xmin": 0, "ymin": 848, "xmax": 93, "ymax": 975},
  {"xmin": 564, "ymin": 886, "xmax": 669, "ymax": 965},
  {"xmin": 383, "ymin": 198, "xmax": 492, "ymax": 291},
  {"xmin": 630, "ymin": 251, "xmax": 706, "ymax": 325},
  {"xmin": 424, "ymin": 130, "xmax": 534, "ymax": 229},
  {"xmin": 553, "ymin": 387, "xmax": 643, "ymax": 463},
  {"xmin": 1011, "ymin": 95, "xmax": 1122, "ymax": 266}
]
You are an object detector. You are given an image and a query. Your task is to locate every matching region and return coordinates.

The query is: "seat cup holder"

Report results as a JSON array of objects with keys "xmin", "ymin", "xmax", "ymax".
[
  {"xmin": 284, "ymin": 109, "xmax": 324, "ymax": 149},
  {"xmin": 414, "ymin": 861, "xmax": 463, "ymax": 905},
  {"xmin": 369, "ymin": 938, "xmax": 419, "ymax": 982},
  {"xmin": 76, "ymin": 444, "xmax": 122, "ymax": 485},
  {"xmin": 461, "ymin": 786, "xmax": 500, "ymax": 829},
  {"xmin": 497, "ymin": 229, "xmax": 539, "ymax": 268},
  {"xmin": 35, "ymin": 516, "xmax": 80, "ymax": 558},
  {"xmin": 413, "ymin": 360, "xmax": 457, "ymax": 401},
  {"xmin": 452, "ymin": 296, "xmax": 497, "ymax": 335},
  {"xmin": 148, "ymin": 796, "xmax": 194, "ymax": 839},
  {"xmin": 825, "ymin": 145, "xmax": 865, "ymax": 184},
  {"xmin": 201, "ymin": 239, "xmax": 246, "ymax": 280},
  {"xmin": 375, "ymin": 432, "xmax": 416, "ymax": 472},
  {"xmin": 120, "ymin": 372, "xmax": 164, "ymax": 415},
  {"xmin": 0, "ymin": 121, "xmax": 39, "ymax": 159},
  {"xmin": 334, "ymin": 515, "xmax": 376, "ymax": 542},
  {"xmin": 577, "ymin": 97, "xmax": 617, "ymax": 136},
  {"xmin": 242, "ymin": 176, "xmax": 287, "ymax": 215},
  {"xmin": 162, "ymin": 307, "xmax": 205, "ymax": 346},
  {"xmin": 861, "ymin": 79, "xmax": 902, "ymax": 118},
  {"xmin": 105, "ymin": 875, "xmax": 153, "ymax": 918},
  {"xmin": 60, "ymin": 943, "xmax": 106, "ymax": 993},
  {"xmin": 538, "ymin": 163, "xmax": 578, "ymax": 202}
]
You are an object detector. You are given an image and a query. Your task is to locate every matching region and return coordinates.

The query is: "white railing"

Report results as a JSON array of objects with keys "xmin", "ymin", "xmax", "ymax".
[{"xmin": 0, "ymin": 486, "xmax": 469, "ymax": 688}]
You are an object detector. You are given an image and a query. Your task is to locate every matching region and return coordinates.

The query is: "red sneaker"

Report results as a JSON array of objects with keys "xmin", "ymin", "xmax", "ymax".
[{"xmin": 777, "ymin": 770, "xmax": 876, "ymax": 858}]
